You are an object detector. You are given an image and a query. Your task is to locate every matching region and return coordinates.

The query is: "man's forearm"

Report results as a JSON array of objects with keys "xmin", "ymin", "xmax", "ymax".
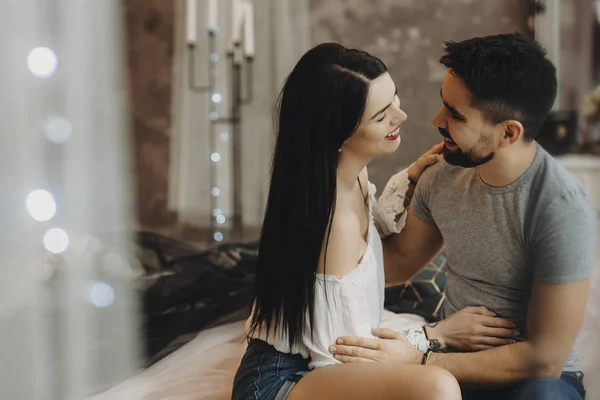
[
  {"xmin": 380, "ymin": 208, "xmax": 445, "ymax": 286},
  {"xmin": 382, "ymin": 237, "xmax": 424, "ymax": 286},
  {"xmin": 427, "ymin": 342, "xmax": 560, "ymax": 389},
  {"xmin": 383, "ymin": 236, "xmax": 436, "ymax": 286}
]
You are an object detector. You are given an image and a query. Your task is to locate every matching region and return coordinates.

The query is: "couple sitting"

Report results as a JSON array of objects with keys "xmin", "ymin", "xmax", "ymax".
[{"xmin": 232, "ymin": 33, "xmax": 597, "ymax": 400}]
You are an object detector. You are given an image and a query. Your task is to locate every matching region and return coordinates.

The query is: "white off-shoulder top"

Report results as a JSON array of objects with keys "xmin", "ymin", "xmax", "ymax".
[{"xmin": 247, "ymin": 169, "xmax": 412, "ymax": 370}]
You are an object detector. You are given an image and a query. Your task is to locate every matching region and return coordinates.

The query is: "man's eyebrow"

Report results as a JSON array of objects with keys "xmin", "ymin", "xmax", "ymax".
[
  {"xmin": 370, "ymin": 86, "xmax": 398, "ymax": 120},
  {"xmin": 440, "ymin": 89, "xmax": 467, "ymax": 120}
]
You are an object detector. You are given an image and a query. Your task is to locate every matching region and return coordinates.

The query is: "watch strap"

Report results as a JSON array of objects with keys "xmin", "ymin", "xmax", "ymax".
[{"xmin": 422, "ymin": 349, "xmax": 432, "ymax": 365}]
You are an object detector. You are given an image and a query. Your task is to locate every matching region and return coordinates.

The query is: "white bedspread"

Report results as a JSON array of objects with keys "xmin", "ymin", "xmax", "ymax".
[
  {"xmin": 89, "ymin": 311, "xmax": 427, "ymax": 400},
  {"xmin": 91, "ymin": 232, "xmax": 600, "ymax": 400}
]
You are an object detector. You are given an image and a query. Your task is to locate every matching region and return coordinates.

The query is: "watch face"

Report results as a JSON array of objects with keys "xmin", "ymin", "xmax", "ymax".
[{"xmin": 429, "ymin": 339, "xmax": 441, "ymax": 351}]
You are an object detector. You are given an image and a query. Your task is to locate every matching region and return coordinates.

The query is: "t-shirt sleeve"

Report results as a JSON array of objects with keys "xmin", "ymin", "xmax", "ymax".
[
  {"xmin": 532, "ymin": 190, "xmax": 598, "ymax": 284},
  {"xmin": 410, "ymin": 167, "xmax": 436, "ymax": 225}
]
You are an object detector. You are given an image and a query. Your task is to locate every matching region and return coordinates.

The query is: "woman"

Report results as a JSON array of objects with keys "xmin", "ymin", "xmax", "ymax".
[{"xmin": 232, "ymin": 43, "xmax": 460, "ymax": 400}]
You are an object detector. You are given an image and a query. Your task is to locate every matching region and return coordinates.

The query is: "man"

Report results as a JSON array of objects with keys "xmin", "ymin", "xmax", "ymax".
[{"xmin": 329, "ymin": 33, "xmax": 597, "ymax": 399}]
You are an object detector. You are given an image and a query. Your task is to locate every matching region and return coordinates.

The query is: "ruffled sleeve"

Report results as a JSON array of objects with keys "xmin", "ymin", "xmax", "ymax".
[{"xmin": 372, "ymin": 168, "xmax": 412, "ymax": 238}]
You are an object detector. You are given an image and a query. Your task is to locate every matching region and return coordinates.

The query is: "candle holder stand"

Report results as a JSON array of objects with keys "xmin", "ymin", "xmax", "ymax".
[{"xmin": 188, "ymin": 31, "xmax": 254, "ymax": 243}]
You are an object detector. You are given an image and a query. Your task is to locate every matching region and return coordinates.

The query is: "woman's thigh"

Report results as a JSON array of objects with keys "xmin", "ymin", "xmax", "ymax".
[{"xmin": 287, "ymin": 362, "xmax": 461, "ymax": 400}]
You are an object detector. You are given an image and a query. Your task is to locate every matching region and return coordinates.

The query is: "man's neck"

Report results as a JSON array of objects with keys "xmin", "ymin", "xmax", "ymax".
[{"xmin": 476, "ymin": 141, "xmax": 538, "ymax": 188}]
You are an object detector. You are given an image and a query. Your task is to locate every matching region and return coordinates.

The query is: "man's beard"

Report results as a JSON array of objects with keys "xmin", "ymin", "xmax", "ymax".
[
  {"xmin": 439, "ymin": 128, "xmax": 495, "ymax": 168},
  {"xmin": 442, "ymin": 146, "xmax": 495, "ymax": 168}
]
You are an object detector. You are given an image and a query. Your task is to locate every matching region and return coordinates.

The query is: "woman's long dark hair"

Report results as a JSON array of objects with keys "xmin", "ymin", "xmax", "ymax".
[{"xmin": 248, "ymin": 43, "xmax": 387, "ymax": 349}]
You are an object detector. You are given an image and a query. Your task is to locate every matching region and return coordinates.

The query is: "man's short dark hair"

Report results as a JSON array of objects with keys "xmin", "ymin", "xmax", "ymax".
[{"xmin": 440, "ymin": 33, "xmax": 557, "ymax": 141}]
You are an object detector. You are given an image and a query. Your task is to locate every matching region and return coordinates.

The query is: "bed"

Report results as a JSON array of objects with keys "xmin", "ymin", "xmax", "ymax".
[
  {"xmin": 90, "ymin": 232, "xmax": 600, "ymax": 400},
  {"xmin": 89, "ymin": 311, "xmax": 427, "ymax": 400}
]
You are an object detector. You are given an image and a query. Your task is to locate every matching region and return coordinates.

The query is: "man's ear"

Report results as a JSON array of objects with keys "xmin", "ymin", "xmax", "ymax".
[{"xmin": 499, "ymin": 120, "xmax": 524, "ymax": 147}]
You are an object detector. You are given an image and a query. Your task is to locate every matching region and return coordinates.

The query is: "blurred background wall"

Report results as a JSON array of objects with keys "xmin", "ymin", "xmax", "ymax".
[
  {"xmin": 309, "ymin": 0, "xmax": 530, "ymax": 190},
  {"xmin": 123, "ymin": 0, "xmax": 600, "ymax": 247},
  {"xmin": 123, "ymin": 0, "xmax": 177, "ymax": 227}
]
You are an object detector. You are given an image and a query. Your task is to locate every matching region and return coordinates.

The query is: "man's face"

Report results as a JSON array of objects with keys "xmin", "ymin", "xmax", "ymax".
[{"xmin": 431, "ymin": 72, "xmax": 503, "ymax": 168}]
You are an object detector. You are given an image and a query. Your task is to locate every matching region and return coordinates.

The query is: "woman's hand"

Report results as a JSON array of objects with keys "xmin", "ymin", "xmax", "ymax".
[
  {"xmin": 425, "ymin": 306, "xmax": 520, "ymax": 352},
  {"xmin": 407, "ymin": 142, "xmax": 444, "ymax": 183},
  {"xmin": 402, "ymin": 142, "xmax": 443, "ymax": 208},
  {"xmin": 330, "ymin": 328, "xmax": 423, "ymax": 365}
]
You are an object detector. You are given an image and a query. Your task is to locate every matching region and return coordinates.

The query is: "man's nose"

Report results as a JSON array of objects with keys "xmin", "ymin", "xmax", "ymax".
[{"xmin": 431, "ymin": 107, "xmax": 446, "ymax": 129}]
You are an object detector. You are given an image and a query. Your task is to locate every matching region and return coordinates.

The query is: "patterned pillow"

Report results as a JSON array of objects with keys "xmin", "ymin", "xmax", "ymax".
[{"xmin": 384, "ymin": 249, "xmax": 447, "ymax": 322}]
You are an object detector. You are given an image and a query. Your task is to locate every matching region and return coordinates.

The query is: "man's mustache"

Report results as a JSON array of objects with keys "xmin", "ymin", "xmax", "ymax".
[{"xmin": 438, "ymin": 127, "xmax": 452, "ymax": 140}]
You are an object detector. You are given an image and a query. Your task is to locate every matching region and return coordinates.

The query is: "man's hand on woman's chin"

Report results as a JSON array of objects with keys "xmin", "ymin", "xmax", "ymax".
[{"xmin": 329, "ymin": 327, "xmax": 423, "ymax": 365}]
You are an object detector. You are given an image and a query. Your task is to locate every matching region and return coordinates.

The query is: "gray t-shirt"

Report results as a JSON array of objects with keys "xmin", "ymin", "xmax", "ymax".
[{"xmin": 412, "ymin": 144, "xmax": 597, "ymax": 372}]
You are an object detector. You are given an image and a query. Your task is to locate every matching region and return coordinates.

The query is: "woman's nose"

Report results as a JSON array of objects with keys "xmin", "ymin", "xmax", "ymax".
[{"xmin": 391, "ymin": 108, "xmax": 407, "ymax": 125}]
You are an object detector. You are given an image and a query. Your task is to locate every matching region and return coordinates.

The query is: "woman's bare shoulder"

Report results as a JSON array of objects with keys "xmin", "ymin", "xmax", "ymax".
[{"xmin": 316, "ymin": 207, "xmax": 362, "ymax": 277}]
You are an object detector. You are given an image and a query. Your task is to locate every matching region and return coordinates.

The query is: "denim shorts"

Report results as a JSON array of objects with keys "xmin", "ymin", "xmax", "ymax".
[{"xmin": 232, "ymin": 339, "xmax": 310, "ymax": 400}]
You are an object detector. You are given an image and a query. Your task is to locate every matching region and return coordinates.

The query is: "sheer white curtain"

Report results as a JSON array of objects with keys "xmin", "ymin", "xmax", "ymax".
[
  {"xmin": 0, "ymin": 1, "xmax": 139, "ymax": 398},
  {"xmin": 169, "ymin": 0, "xmax": 310, "ymax": 230},
  {"xmin": 239, "ymin": 0, "xmax": 311, "ymax": 228}
]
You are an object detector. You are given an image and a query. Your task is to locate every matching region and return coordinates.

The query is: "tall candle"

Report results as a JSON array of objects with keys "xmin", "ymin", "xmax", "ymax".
[
  {"xmin": 229, "ymin": 0, "xmax": 244, "ymax": 45},
  {"xmin": 243, "ymin": 0, "xmax": 255, "ymax": 57},
  {"xmin": 186, "ymin": 0, "xmax": 197, "ymax": 45},
  {"xmin": 207, "ymin": 0, "xmax": 218, "ymax": 33}
]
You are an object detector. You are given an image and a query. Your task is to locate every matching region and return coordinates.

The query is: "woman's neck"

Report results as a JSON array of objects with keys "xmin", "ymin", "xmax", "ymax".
[{"xmin": 337, "ymin": 151, "xmax": 371, "ymax": 190}]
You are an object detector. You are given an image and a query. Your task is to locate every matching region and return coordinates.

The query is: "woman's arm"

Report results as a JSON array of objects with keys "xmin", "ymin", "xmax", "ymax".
[
  {"xmin": 309, "ymin": 206, "xmax": 376, "ymax": 369},
  {"xmin": 372, "ymin": 143, "xmax": 443, "ymax": 238}
]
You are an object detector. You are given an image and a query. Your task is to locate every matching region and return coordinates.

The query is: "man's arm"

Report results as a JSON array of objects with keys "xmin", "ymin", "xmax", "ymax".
[
  {"xmin": 333, "ymin": 191, "xmax": 596, "ymax": 388},
  {"xmin": 427, "ymin": 280, "xmax": 589, "ymax": 388},
  {"xmin": 331, "ymin": 281, "xmax": 589, "ymax": 387},
  {"xmin": 382, "ymin": 209, "xmax": 444, "ymax": 286}
]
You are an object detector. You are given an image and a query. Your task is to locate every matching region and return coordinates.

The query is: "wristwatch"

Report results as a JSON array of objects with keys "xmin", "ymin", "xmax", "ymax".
[{"xmin": 403, "ymin": 327, "xmax": 442, "ymax": 353}]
